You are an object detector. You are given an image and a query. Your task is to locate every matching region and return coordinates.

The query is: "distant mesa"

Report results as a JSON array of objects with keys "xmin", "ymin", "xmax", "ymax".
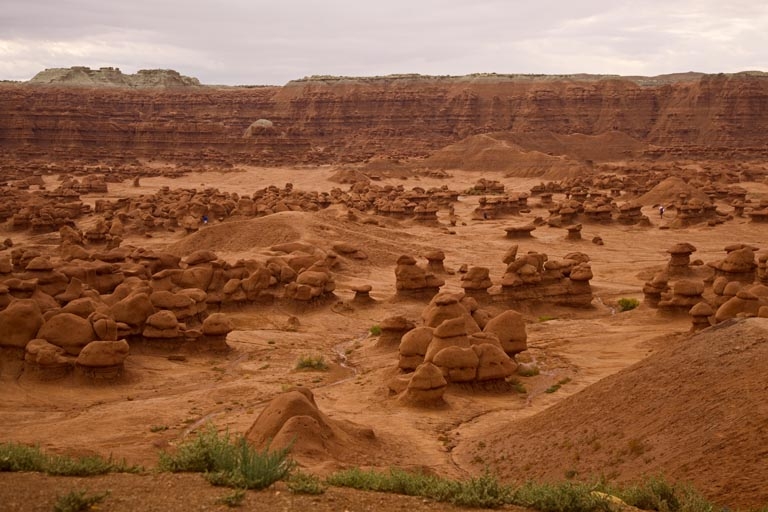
[{"xmin": 27, "ymin": 66, "xmax": 200, "ymax": 88}]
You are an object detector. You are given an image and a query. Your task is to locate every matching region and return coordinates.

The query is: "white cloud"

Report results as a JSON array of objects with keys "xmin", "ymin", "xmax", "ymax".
[{"xmin": 1, "ymin": 0, "xmax": 766, "ymax": 84}]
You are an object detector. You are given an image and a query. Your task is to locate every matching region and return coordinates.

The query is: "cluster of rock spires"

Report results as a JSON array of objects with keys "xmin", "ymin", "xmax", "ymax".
[
  {"xmin": 394, "ymin": 245, "xmax": 594, "ymax": 308},
  {"xmin": 0, "ymin": 227, "xmax": 350, "ymax": 380},
  {"xmin": 642, "ymin": 242, "xmax": 768, "ymax": 329},
  {"xmin": 385, "ymin": 291, "xmax": 528, "ymax": 405}
]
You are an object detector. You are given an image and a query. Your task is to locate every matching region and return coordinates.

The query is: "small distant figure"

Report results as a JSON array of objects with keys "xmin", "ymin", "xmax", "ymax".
[
  {"xmin": 202, "ymin": 215, "xmax": 208, "ymax": 225},
  {"xmin": 659, "ymin": 206, "xmax": 665, "ymax": 219}
]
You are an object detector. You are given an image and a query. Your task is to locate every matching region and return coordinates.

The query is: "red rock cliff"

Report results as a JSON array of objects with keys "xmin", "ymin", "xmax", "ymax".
[{"xmin": 1, "ymin": 73, "xmax": 767, "ymax": 166}]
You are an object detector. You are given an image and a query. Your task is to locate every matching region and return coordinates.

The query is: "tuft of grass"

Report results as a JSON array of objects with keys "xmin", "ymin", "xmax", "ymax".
[
  {"xmin": 53, "ymin": 489, "xmax": 110, "ymax": 512},
  {"xmin": 545, "ymin": 378, "xmax": 572, "ymax": 394},
  {"xmin": 0, "ymin": 442, "xmax": 47, "ymax": 472},
  {"xmin": 326, "ymin": 467, "xmax": 719, "ymax": 512},
  {"xmin": 617, "ymin": 298, "xmax": 640, "ymax": 312},
  {"xmin": 369, "ymin": 324, "xmax": 382, "ymax": 336},
  {"xmin": 287, "ymin": 470, "xmax": 326, "ymax": 495},
  {"xmin": 295, "ymin": 354, "xmax": 328, "ymax": 371},
  {"xmin": 538, "ymin": 315, "xmax": 558, "ymax": 322},
  {"xmin": 159, "ymin": 424, "xmax": 294, "ymax": 491},
  {"xmin": 159, "ymin": 424, "xmax": 237, "ymax": 473},
  {"xmin": 0, "ymin": 442, "xmax": 141, "ymax": 476},
  {"xmin": 46, "ymin": 453, "xmax": 141, "ymax": 477},
  {"xmin": 327, "ymin": 467, "xmax": 509, "ymax": 508},
  {"xmin": 216, "ymin": 489, "xmax": 246, "ymax": 507},
  {"xmin": 511, "ymin": 481, "xmax": 613, "ymax": 512},
  {"xmin": 517, "ymin": 365, "xmax": 540, "ymax": 377},
  {"xmin": 610, "ymin": 475, "xmax": 716, "ymax": 512}
]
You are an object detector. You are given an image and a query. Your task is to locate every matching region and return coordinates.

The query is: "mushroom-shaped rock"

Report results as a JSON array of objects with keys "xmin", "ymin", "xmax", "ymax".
[
  {"xmin": 714, "ymin": 291, "xmax": 762, "ymax": 323},
  {"xmin": 202, "ymin": 313, "xmax": 233, "ymax": 336},
  {"xmin": 377, "ymin": 315, "xmax": 416, "ymax": 348},
  {"xmin": 460, "ymin": 266, "xmax": 493, "ymax": 292},
  {"xmin": 689, "ymin": 302, "xmax": 714, "ymax": 331},
  {"xmin": 25, "ymin": 338, "xmax": 73, "ymax": 378},
  {"xmin": 421, "ymin": 292, "xmax": 480, "ymax": 335},
  {"xmin": 143, "ymin": 310, "xmax": 180, "ymax": 338},
  {"xmin": 473, "ymin": 343, "xmax": 517, "ymax": 381},
  {"xmin": 76, "ymin": 339, "xmax": 129, "ymax": 368},
  {"xmin": 90, "ymin": 312, "xmax": 118, "ymax": 341},
  {"xmin": 37, "ymin": 312, "xmax": 96, "ymax": 355},
  {"xmin": 110, "ymin": 292, "xmax": 155, "ymax": 329},
  {"xmin": 398, "ymin": 326, "xmax": 434, "ymax": 371},
  {"xmin": 483, "ymin": 310, "xmax": 527, "ymax": 356},
  {"xmin": 0, "ymin": 300, "xmax": 45, "ymax": 348},
  {"xmin": 432, "ymin": 346, "xmax": 479, "ymax": 383},
  {"xmin": 424, "ymin": 317, "xmax": 471, "ymax": 362},
  {"xmin": 401, "ymin": 362, "xmax": 447, "ymax": 406},
  {"xmin": 570, "ymin": 263, "xmax": 594, "ymax": 282}
]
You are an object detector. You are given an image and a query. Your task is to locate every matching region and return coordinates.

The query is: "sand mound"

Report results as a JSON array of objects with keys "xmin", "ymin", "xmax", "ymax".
[
  {"xmin": 166, "ymin": 211, "xmax": 308, "ymax": 256},
  {"xmin": 638, "ymin": 176, "xmax": 712, "ymax": 206},
  {"xmin": 245, "ymin": 388, "xmax": 378, "ymax": 471},
  {"xmin": 166, "ymin": 208, "xmax": 437, "ymax": 267},
  {"xmin": 472, "ymin": 318, "xmax": 768, "ymax": 508},
  {"xmin": 422, "ymin": 134, "xmax": 587, "ymax": 179},
  {"xmin": 495, "ymin": 131, "xmax": 648, "ymax": 163}
]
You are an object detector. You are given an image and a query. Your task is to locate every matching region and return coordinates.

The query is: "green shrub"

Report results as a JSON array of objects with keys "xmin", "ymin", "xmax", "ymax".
[
  {"xmin": 517, "ymin": 366, "xmax": 540, "ymax": 377},
  {"xmin": 369, "ymin": 324, "xmax": 382, "ymax": 336},
  {"xmin": 617, "ymin": 298, "xmax": 640, "ymax": 312},
  {"xmin": 0, "ymin": 442, "xmax": 47, "ymax": 472},
  {"xmin": 538, "ymin": 315, "xmax": 558, "ymax": 322},
  {"xmin": 611, "ymin": 475, "xmax": 717, "ymax": 512},
  {"xmin": 53, "ymin": 489, "xmax": 110, "ymax": 512},
  {"xmin": 0, "ymin": 442, "xmax": 140, "ymax": 476},
  {"xmin": 46, "ymin": 454, "xmax": 139, "ymax": 476},
  {"xmin": 287, "ymin": 470, "xmax": 326, "ymax": 494},
  {"xmin": 327, "ymin": 467, "xmax": 509, "ymax": 508},
  {"xmin": 510, "ymin": 481, "xmax": 613, "ymax": 512},
  {"xmin": 295, "ymin": 354, "xmax": 328, "ymax": 371},
  {"xmin": 206, "ymin": 438, "xmax": 293, "ymax": 490},
  {"xmin": 452, "ymin": 469, "xmax": 511, "ymax": 508},
  {"xmin": 160, "ymin": 424, "xmax": 294, "ymax": 491},
  {"xmin": 159, "ymin": 424, "xmax": 238, "ymax": 473}
]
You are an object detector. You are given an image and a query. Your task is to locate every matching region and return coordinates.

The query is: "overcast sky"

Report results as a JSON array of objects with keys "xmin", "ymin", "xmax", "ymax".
[{"xmin": 2, "ymin": 0, "xmax": 766, "ymax": 85}]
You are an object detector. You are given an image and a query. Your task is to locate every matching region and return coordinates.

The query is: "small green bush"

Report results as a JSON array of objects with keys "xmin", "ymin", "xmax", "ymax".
[
  {"xmin": 0, "ymin": 442, "xmax": 140, "ymax": 476},
  {"xmin": 538, "ymin": 315, "xmax": 558, "ymax": 323},
  {"xmin": 517, "ymin": 366, "xmax": 540, "ymax": 377},
  {"xmin": 510, "ymin": 481, "xmax": 613, "ymax": 512},
  {"xmin": 327, "ymin": 467, "xmax": 510, "ymax": 508},
  {"xmin": 369, "ymin": 324, "xmax": 382, "ymax": 336},
  {"xmin": 617, "ymin": 298, "xmax": 640, "ymax": 312},
  {"xmin": 287, "ymin": 470, "xmax": 326, "ymax": 494},
  {"xmin": 0, "ymin": 442, "xmax": 47, "ymax": 472},
  {"xmin": 159, "ymin": 424, "xmax": 294, "ymax": 491},
  {"xmin": 616, "ymin": 476, "xmax": 688, "ymax": 512},
  {"xmin": 46, "ymin": 454, "xmax": 139, "ymax": 477},
  {"xmin": 53, "ymin": 489, "xmax": 110, "ymax": 512},
  {"xmin": 206, "ymin": 438, "xmax": 293, "ymax": 490},
  {"xmin": 159, "ymin": 424, "xmax": 237, "ymax": 473},
  {"xmin": 295, "ymin": 355, "xmax": 328, "ymax": 371}
]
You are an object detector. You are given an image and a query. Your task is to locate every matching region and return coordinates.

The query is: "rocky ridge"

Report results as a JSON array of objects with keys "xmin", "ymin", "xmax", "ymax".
[{"xmin": 2, "ymin": 69, "xmax": 768, "ymax": 167}]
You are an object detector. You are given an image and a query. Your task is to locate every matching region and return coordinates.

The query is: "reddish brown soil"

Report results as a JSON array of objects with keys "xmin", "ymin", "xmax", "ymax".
[{"xmin": 0, "ymin": 164, "xmax": 766, "ymax": 511}]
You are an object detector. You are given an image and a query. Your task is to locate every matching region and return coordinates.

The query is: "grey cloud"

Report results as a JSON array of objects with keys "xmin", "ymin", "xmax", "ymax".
[{"xmin": 1, "ymin": 0, "xmax": 766, "ymax": 84}]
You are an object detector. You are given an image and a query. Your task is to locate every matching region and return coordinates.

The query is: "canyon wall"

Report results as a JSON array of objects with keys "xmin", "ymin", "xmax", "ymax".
[{"xmin": 1, "ymin": 72, "xmax": 768, "ymax": 167}]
